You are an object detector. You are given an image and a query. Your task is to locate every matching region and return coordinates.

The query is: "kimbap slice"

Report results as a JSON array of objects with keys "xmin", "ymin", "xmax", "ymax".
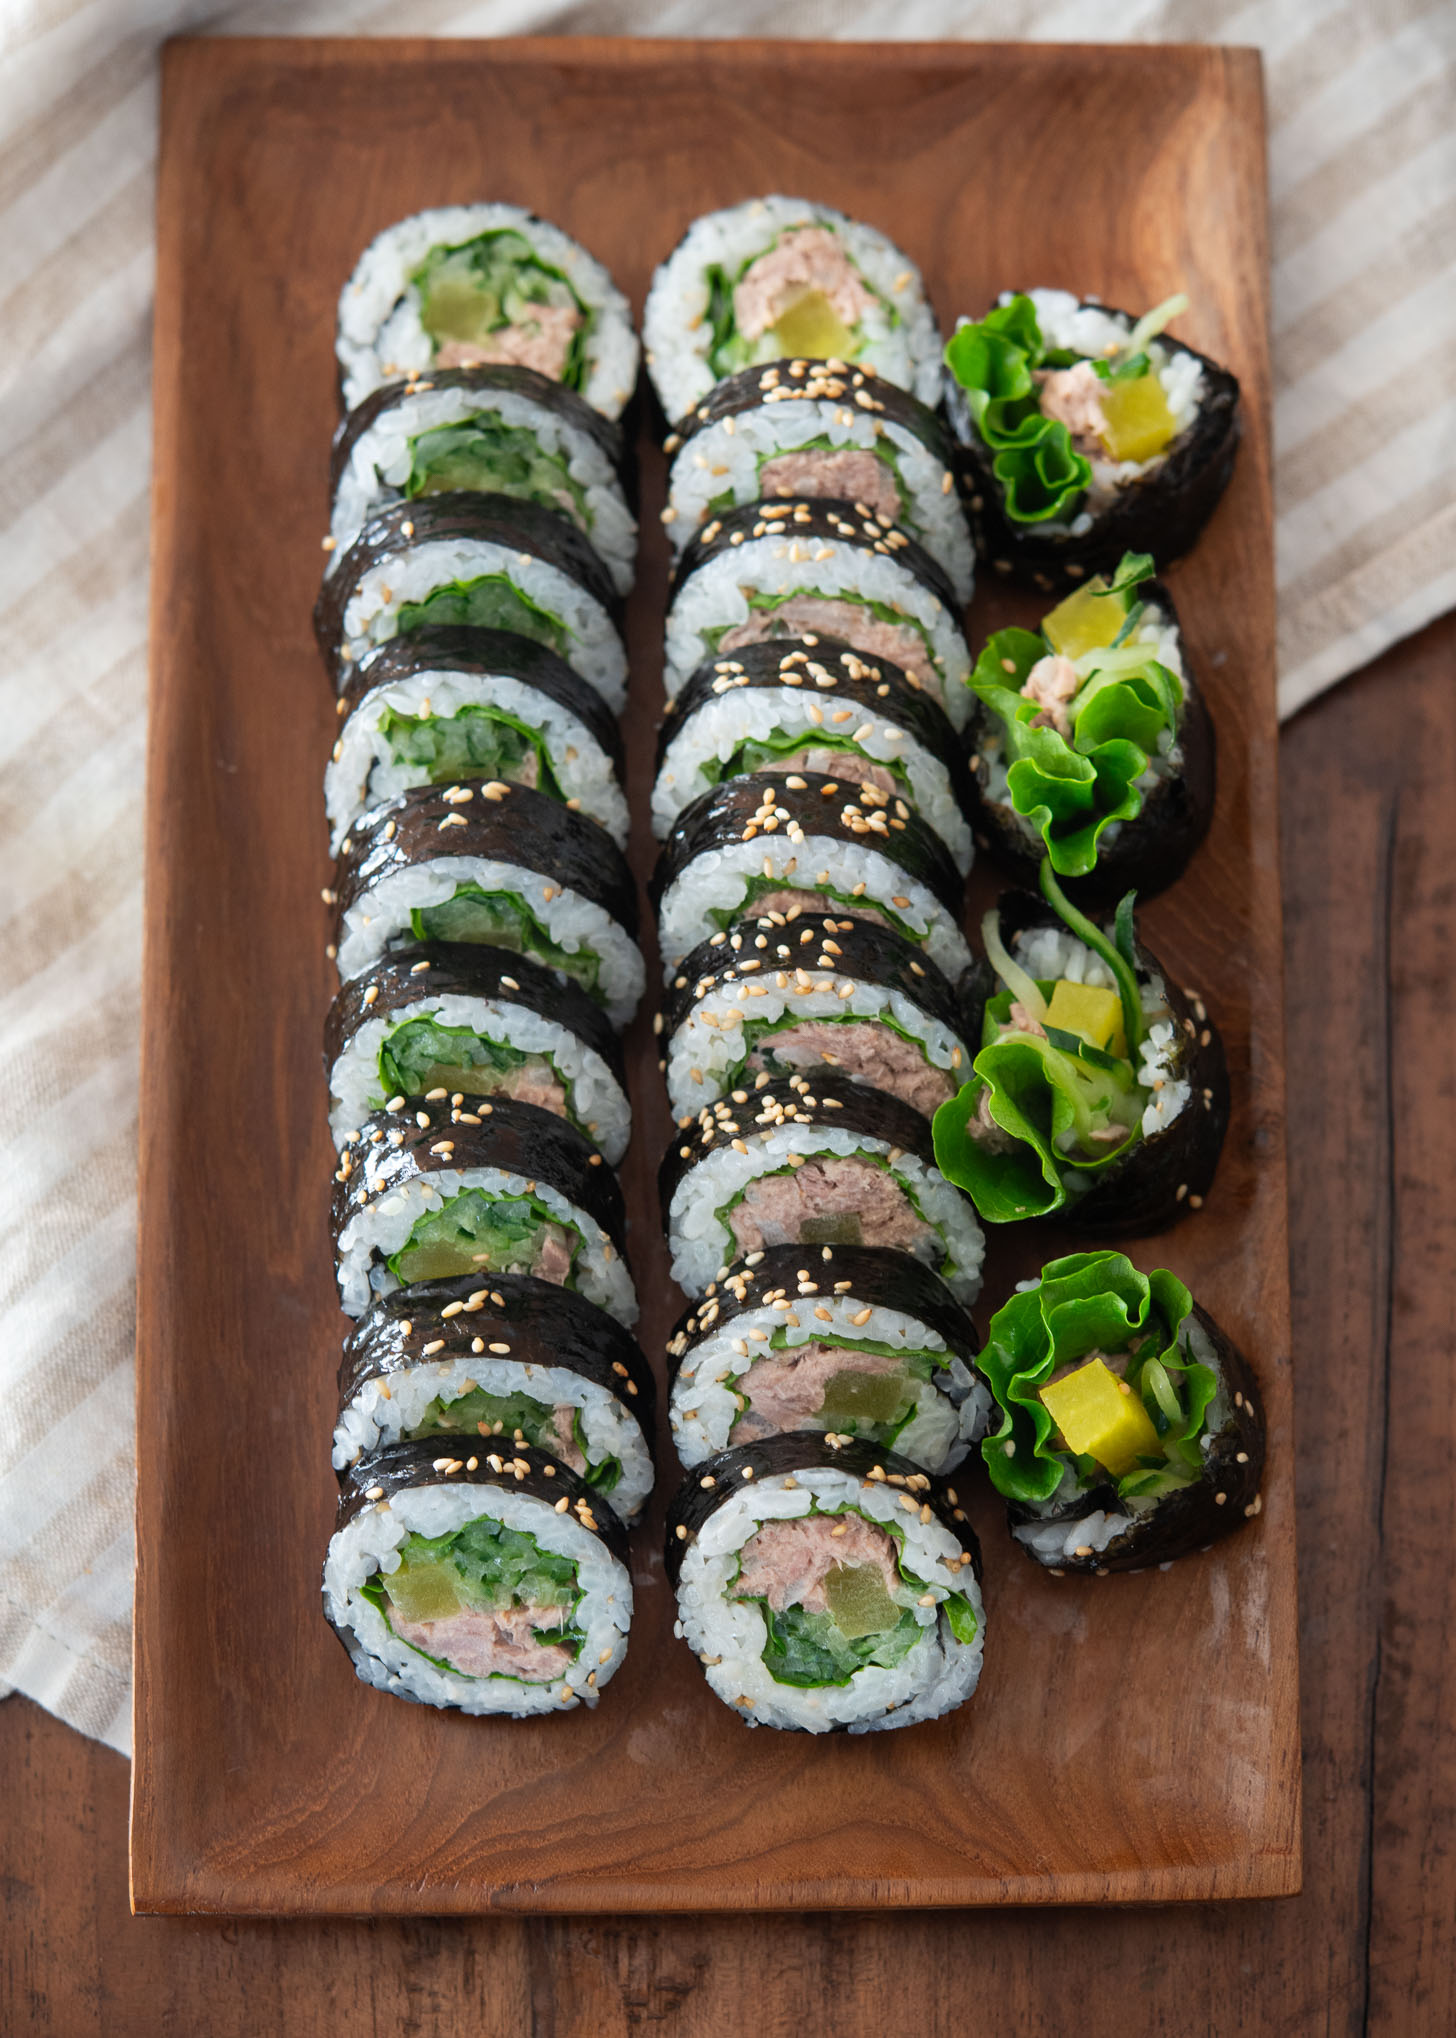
[
  {"xmin": 332, "ymin": 780, "xmax": 644, "ymax": 1029},
  {"xmin": 653, "ymin": 637, "xmax": 974, "ymax": 872},
  {"xmin": 661, "ymin": 911, "xmax": 972, "ymax": 1123},
  {"xmin": 334, "ymin": 1272, "xmax": 655, "ymax": 1522},
  {"xmin": 328, "ymin": 366, "xmax": 637, "ymax": 595},
  {"xmin": 964, "ymin": 552, "xmax": 1214, "ymax": 901},
  {"xmin": 336, "ymin": 204, "xmax": 640, "ymax": 420},
  {"xmin": 931, "ymin": 867, "xmax": 1229, "ymax": 1232},
  {"xmin": 323, "ymin": 1438, "xmax": 633, "ymax": 1715},
  {"xmin": 662, "ymin": 359, "xmax": 972, "ymax": 601},
  {"xmin": 332, "ymin": 1094, "xmax": 636, "ymax": 1324},
  {"xmin": 944, "ymin": 289, "xmax": 1240, "ymax": 592},
  {"xmin": 667, "ymin": 1244, "xmax": 990, "ymax": 1474},
  {"xmin": 326, "ymin": 624, "xmax": 629, "ymax": 855},
  {"xmin": 314, "ymin": 494, "xmax": 626, "ymax": 711},
  {"xmin": 325, "ymin": 942, "xmax": 630, "ymax": 1164},
  {"xmin": 651, "ymin": 771, "xmax": 969, "ymax": 981},
  {"xmin": 664, "ymin": 499, "xmax": 971, "ymax": 726},
  {"xmin": 644, "ymin": 196, "xmax": 942, "ymax": 421},
  {"xmin": 660, "ymin": 1072, "xmax": 985, "ymax": 1304},
  {"xmin": 977, "ymin": 1250, "xmax": 1265, "ymax": 1572},
  {"xmin": 665, "ymin": 1432, "xmax": 983, "ymax": 1733}
]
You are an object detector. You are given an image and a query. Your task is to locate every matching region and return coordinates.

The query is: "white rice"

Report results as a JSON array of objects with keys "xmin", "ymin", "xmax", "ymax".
[
  {"xmin": 664, "ymin": 400, "xmax": 973, "ymax": 602},
  {"xmin": 663, "ymin": 534, "xmax": 970, "ymax": 727},
  {"xmin": 327, "ymin": 989, "xmax": 630, "ymax": 1162},
  {"xmin": 664, "ymin": 969, "xmax": 969, "ymax": 1121},
  {"xmin": 335, "ymin": 854, "xmax": 644, "ymax": 1030},
  {"xmin": 652, "ymin": 684, "xmax": 973, "ymax": 872},
  {"xmin": 329, "ymin": 380, "xmax": 638, "ymax": 595},
  {"xmin": 664, "ymin": 1121, "xmax": 984, "ymax": 1304},
  {"xmin": 337, "ymin": 205, "xmax": 640, "ymax": 419},
  {"xmin": 332, "ymin": 1355, "xmax": 653, "ymax": 1523},
  {"xmin": 326, "ymin": 664, "xmax": 628, "ymax": 854},
  {"xmin": 655, "ymin": 834, "xmax": 971, "ymax": 982},
  {"xmin": 334, "ymin": 1162, "xmax": 637, "ymax": 1325},
  {"xmin": 644, "ymin": 196, "xmax": 942, "ymax": 421},
  {"xmin": 338, "ymin": 540, "xmax": 626, "ymax": 712},
  {"xmin": 673, "ymin": 1464, "xmax": 984, "ymax": 1731},
  {"xmin": 323, "ymin": 1479, "xmax": 632, "ymax": 1715}
]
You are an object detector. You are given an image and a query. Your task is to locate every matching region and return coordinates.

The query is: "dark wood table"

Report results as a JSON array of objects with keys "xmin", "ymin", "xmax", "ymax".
[{"xmin": 5, "ymin": 614, "xmax": 1452, "ymax": 2035}]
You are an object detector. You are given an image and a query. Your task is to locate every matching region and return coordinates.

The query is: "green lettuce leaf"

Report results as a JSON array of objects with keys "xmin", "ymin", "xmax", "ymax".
[{"xmin": 991, "ymin": 422, "xmax": 1093, "ymax": 524}]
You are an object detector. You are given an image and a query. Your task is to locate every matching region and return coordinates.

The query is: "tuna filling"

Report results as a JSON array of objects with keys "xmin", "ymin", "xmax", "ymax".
[
  {"xmin": 730, "ymin": 1511, "xmax": 923, "ymax": 1687},
  {"xmin": 362, "ymin": 1512, "xmax": 583, "ymax": 1683},
  {"xmin": 758, "ymin": 448, "xmax": 901, "ymax": 524},
  {"xmin": 717, "ymin": 595, "xmax": 941, "ymax": 701},
  {"xmin": 725, "ymin": 1155, "xmax": 935, "ymax": 1255},
  {"xmin": 729, "ymin": 1342, "xmax": 919, "ymax": 1445},
  {"xmin": 732, "ymin": 228, "xmax": 877, "ymax": 347},
  {"xmin": 744, "ymin": 1018, "xmax": 956, "ymax": 1118}
]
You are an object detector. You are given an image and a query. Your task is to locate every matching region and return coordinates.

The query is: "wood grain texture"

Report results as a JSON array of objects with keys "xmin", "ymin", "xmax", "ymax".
[
  {"xmin": 10, "ymin": 612, "xmax": 1452, "ymax": 2028},
  {"xmin": 132, "ymin": 35, "xmax": 1295, "ymax": 1913}
]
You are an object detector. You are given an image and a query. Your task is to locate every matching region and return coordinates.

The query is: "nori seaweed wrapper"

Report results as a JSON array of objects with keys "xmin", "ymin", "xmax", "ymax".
[
  {"xmin": 671, "ymin": 495, "xmax": 961, "ymax": 618},
  {"xmin": 650, "ymin": 771, "xmax": 964, "ymax": 926},
  {"xmin": 665, "ymin": 1243, "xmax": 980, "ymax": 1385},
  {"xmin": 964, "ymin": 582, "xmax": 1216, "ymax": 906},
  {"xmin": 336, "ymin": 1271, "xmax": 655, "ymax": 1451},
  {"xmin": 314, "ymin": 492, "xmax": 622, "ymax": 687},
  {"xmin": 944, "ymin": 306, "xmax": 1242, "ymax": 595},
  {"xmin": 335, "ymin": 1435, "xmax": 631, "ymax": 1569},
  {"xmin": 665, "ymin": 358, "xmax": 956, "ymax": 469},
  {"xmin": 335, "ymin": 623, "xmax": 626, "ymax": 786},
  {"xmin": 663, "ymin": 1431, "xmax": 981, "ymax": 1591},
  {"xmin": 658, "ymin": 1070, "xmax": 938, "ymax": 1220},
  {"xmin": 1003, "ymin": 1304, "xmax": 1265, "ymax": 1574},
  {"xmin": 656, "ymin": 636, "xmax": 973, "ymax": 810},
  {"xmin": 331, "ymin": 1095, "xmax": 628, "ymax": 1261},
  {"xmin": 960, "ymin": 890, "xmax": 1229, "ymax": 1233},
  {"xmin": 324, "ymin": 940, "xmax": 626, "ymax": 1097},
  {"xmin": 333, "ymin": 778, "xmax": 639, "ymax": 948}
]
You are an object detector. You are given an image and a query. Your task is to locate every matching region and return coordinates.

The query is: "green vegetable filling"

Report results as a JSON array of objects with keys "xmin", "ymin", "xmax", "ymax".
[
  {"xmin": 408, "ymin": 886, "xmax": 601, "ymax": 998},
  {"xmin": 394, "ymin": 576, "xmax": 567, "ymax": 654},
  {"xmin": 407, "ymin": 1388, "xmax": 621, "ymax": 1494},
  {"xmin": 706, "ymin": 877, "xmax": 920, "ymax": 948},
  {"xmin": 378, "ymin": 704, "xmax": 564, "ymax": 797},
  {"xmin": 695, "ymin": 725, "xmax": 911, "ymax": 798},
  {"xmin": 387, "ymin": 1187, "xmax": 579, "ymax": 1284},
  {"xmin": 405, "ymin": 414, "xmax": 588, "ymax": 523},
  {"xmin": 410, "ymin": 229, "xmax": 593, "ymax": 390},
  {"xmin": 360, "ymin": 1514, "xmax": 584, "ymax": 1681},
  {"xmin": 376, "ymin": 1016, "xmax": 563, "ymax": 1114}
]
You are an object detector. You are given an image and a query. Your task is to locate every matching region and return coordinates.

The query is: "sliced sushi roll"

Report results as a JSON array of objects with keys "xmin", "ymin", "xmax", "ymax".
[
  {"xmin": 334, "ymin": 1273, "xmax": 655, "ymax": 1524},
  {"xmin": 964, "ymin": 552, "xmax": 1214, "ymax": 902},
  {"xmin": 661, "ymin": 911, "xmax": 972, "ymax": 1123},
  {"xmin": 943, "ymin": 289, "xmax": 1241, "ymax": 593},
  {"xmin": 336, "ymin": 204, "xmax": 639, "ymax": 420},
  {"xmin": 328, "ymin": 366, "xmax": 637, "ymax": 596},
  {"xmin": 644, "ymin": 195, "xmax": 942, "ymax": 421},
  {"xmin": 326, "ymin": 625, "xmax": 629, "ymax": 856},
  {"xmin": 323, "ymin": 1438, "xmax": 633, "ymax": 1716},
  {"xmin": 931, "ymin": 869, "xmax": 1229, "ymax": 1232},
  {"xmin": 662, "ymin": 359, "xmax": 972, "ymax": 601},
  {"xmin": 665, "ymin": 1432, "xmax": 983, "ymax": 1733},
  {"xmin": 977, "ymin": 1250, "xmax": 1265, "ymax": 1573},
  {"xmin": 332, "ymin": 1094, "xmax": 635, "ymax": 1324},
  {"xmin": 660, "ymin": 1072, "xmax": 985, "ymax": 1304},
  {"xmin": 313, "ymin": 495, "xmax": 626, "ymax": 711},
  {"xmin": 666, "ymin": 1244, "xmax": 990, "ymax": 1474},
  {"xmin": 663, "ymin": 499, "xmax": 971, "ymax": 727},
  {"xmin": 651, "ymin": 772, "xmax": 970, "ymax": 982},
  {"xmin": 331, "ymin": 780, "xmax": 644, "ymax": 1029},
  {"xmin": 325, "ymin": 943, "xmax": 631, "ymax": 1164},
  {"xmin": 652, "ymin": 638, "xmax": 974, "ymax": 871}
]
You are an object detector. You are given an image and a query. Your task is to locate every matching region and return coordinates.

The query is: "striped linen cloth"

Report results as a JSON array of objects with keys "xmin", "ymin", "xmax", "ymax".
[{"xmin": 1, "ymin": 0, "xmax": 1452, "ymax": 1756}]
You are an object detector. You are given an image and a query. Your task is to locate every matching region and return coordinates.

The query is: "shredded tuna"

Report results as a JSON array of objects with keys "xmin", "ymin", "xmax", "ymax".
[
  {"xmin": 732, "ymin": 227, "xmax": 876, "ymax": 342},
  {"xmin": 729, "ymin": 1341, "xmax": 903, "ymax": 1444},
  {"xmin": 548, "ymin": 1403, "xmax": 586, "ymax": 1472},
  {"xmin": 969, "ymin": 1085, "xmax": 1018, "ymax": 1154},
  {"xmin": 747, "ymin": 890, "xmax": 893, "ymax": 931},
  {"xmin": 497, "ymin": 1061, "xmax": 568, "ymax": 1116},
  {"xmin": 733, "ymin": 1512, "xmax": 900, "ymax": 1612},
  {"xmin": 533, "ymin": 1225, "xmax": 575, "ymax": 1284},
  {"xmin": 759, "ymin": 449, "xmax": 900, "ymax": 523},
  {"xmin": 389, "ymin": 1600, "xmax": 572, "ymax": 1681},
  {"xmin": 756, "ymin": 748, "xmax": 897, "ymax": 796},
  {"xmin": 1019, "ymin": 653, "xmax": 1081, "ymax": 739},
  {"xmin": 436, "ymin": 302, "xmax": 581, "ymax": 380},
  {"xmin": 1085, "ymin": 1123, "xmax": 1129, "ymax": 1144},
  {"xmin": 1007, "ymin": 1002, "xmax": 1046, "ymax": 1038},
  {"xmin": 728, "ymin": 1156, "xmax": 934, "ymax": 1256},
  {"xmin": 1033, "ymin": 360, "xmax": 1109, "ymax": 455},
  {"xmin": 718, "ymin": 597, "xmax": 941, "ymax": 700},
  {"xmin": 747, "ymin": 1019, "xmax": 955, "ymax": 1117}
]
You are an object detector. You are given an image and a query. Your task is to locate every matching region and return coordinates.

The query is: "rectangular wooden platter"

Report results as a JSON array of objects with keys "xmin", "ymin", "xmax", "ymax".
[{"xmin": 133, "ymin": 34, "xmax": 1298, "ymax": 1914}]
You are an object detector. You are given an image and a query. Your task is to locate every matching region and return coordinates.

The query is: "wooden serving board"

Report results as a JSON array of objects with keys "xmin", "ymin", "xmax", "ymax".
[{"xmin": 133, "ymin": 34, "xmax": 1298, "ymax": 1914}]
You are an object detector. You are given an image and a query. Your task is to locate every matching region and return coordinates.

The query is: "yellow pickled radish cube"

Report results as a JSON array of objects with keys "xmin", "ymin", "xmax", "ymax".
[
  {"xmin": 1098, "ymin": 373, "xmax": 1177, "ymax": 463},
  {"xmin": 772, "ymin": 289, "xmax": 855, "ymax": 360},
  {"xmin": 1038, "ymin": 1359, "xmax": 1161, "ymax": 1476},
  {"xmin": 1045, "ymin": 978, "xmax": 1127, "ymax": 1059},
  {"xmin": 385, "ymin": 1559, "xmax": 463, "ymax": 1624},
  {"xmin": 1042, "ymin": 577, "xmax": 1123, "ymax": 659}
]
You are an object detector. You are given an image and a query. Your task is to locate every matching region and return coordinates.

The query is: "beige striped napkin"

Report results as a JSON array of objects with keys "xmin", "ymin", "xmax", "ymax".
[{"xmin": 1, "ymin": 0, "xmax": 1451, "ymax": 1755}]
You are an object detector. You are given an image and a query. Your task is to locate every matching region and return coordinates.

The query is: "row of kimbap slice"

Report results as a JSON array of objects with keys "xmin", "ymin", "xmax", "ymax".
[{"xmin": 321, "ymin": 207, "xmax": 650, "ymax": 1718}]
